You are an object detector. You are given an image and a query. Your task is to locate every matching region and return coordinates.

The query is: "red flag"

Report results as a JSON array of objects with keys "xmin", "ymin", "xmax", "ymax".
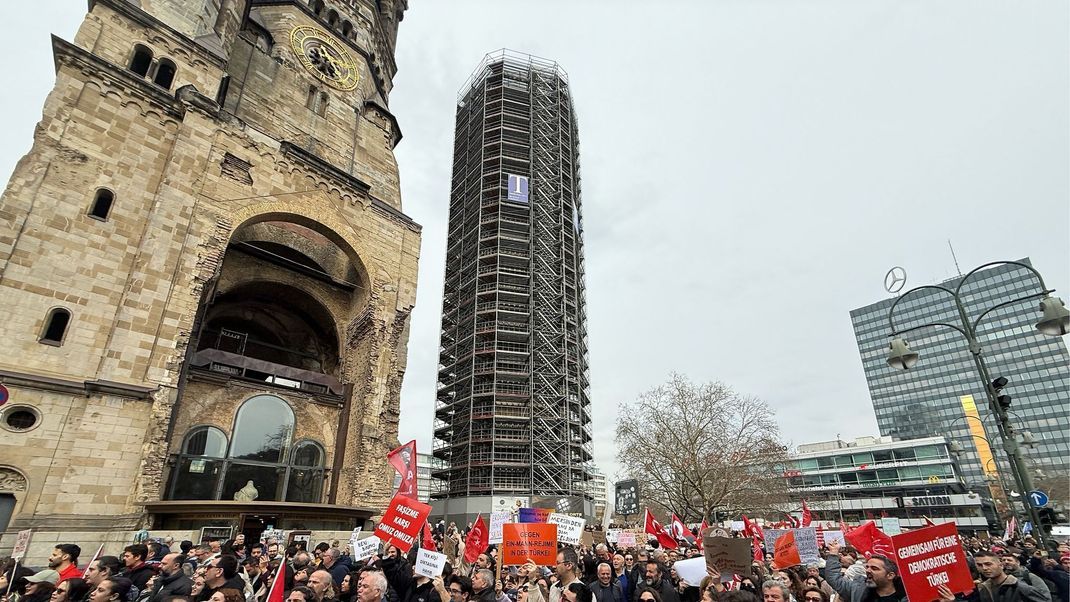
[
  {"xmin": 697, "ymin": 519, "xmax": 709, "ymax": 551},
  {"xmin": 742, "ymin": 515, "xmax": 764, "ymax": 541},
  {"xmin": 644, "ymin": 509, "xmax": 679, "ymax": 549},
  {"xmin": 923, "ymin": 516, "xmax": 936, "ymax": 527},
  {"xmin": 671, "ymin": 514, "xmax": 689, "ymax": 540},
  {"xmin": 464, "ymin": 515, "xmax": 488, "ymax": 563},
  {"xmin": 423, "ymin": 521, "xmax": 437, "ymax": 550},
  {"xmin": 785, "ymin": 514, "xmax": 800, "ymax": 528},
  {"xmin": 387, "ymin": 440, "xmax": 419, "ymax": 500},
  {"xmin": 751, "ymin": 536, "xmax": 764, "ymax": 562},
  {"xmin": 844, "ymin": 521, "xmax": 894, "ymax": 560},
  {"xmin": 801, "ymin": 501, "xmax": 812, "ymax": 527},
  {"xmin": 815, "ymin": 524, "xmax": 825, "ymax": 547},
  {"xmin": 265, "ymin": 558, "xmax": 286, "ymax": 602}
]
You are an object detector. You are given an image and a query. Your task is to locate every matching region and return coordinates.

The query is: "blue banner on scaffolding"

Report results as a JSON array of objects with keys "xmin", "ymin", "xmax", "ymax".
[{"xmin": 507, "ymin": 174, "xmax": 529, "ymax": 203}]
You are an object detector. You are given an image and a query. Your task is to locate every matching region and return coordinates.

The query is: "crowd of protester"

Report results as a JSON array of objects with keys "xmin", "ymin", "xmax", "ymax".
[{"xmin": 1, "ymin": 523, "xmax": 1067, "ymax": 602}]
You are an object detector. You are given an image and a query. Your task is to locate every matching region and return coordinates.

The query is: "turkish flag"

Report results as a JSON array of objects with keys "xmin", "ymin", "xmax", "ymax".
[
  {"xmin": 671, "ymin": 514, "xmax": 689, "ymax": 540},
  {"xmin": 742, "ymin": 515, "xmax": 764, "ymax": 541},
  {"xmin": 772, "ymin": 531, "xmax": 802, "ymax": 569},
  {"xmin": 464, "ymin": 515, "xmax": 489, "ymax": 563},
  {"xmin": 801, "ymin": 501, "xmax": 812, "ymax": 527},
  {"xmin": 844, "ymin": 521, "xmax": 895, "ymax": 561},
  {"xmin": 751, "ymin": 536, "xmax": 764, "ymax": 563},
  {"xmin": 697, "ymin": 520, "xmax": 709, "ymax": 551},
  {"xmin": 644, "ymin": 509, "xmax": 678, "ymax": 549},
  {"xmin": 387, "ymin": 440, "xmax": 419, "ymax": 500}
]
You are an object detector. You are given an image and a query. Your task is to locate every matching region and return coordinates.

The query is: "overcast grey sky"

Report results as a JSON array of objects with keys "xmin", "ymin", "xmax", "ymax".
[{"xmin": 2, "ymin": 2, "xmax": 1066, "ymax": 483}]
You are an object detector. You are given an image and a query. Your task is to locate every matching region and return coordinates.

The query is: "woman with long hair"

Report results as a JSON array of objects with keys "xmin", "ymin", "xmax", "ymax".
[{"xmin": 52, "ymin": 578, "xmax": 90, "ymax": 602}]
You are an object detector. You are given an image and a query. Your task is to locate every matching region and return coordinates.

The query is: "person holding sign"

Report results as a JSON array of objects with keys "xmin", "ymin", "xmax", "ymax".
[{"xmin": 824, "ymin": 541, "xmax": 906, "ymax": 602}]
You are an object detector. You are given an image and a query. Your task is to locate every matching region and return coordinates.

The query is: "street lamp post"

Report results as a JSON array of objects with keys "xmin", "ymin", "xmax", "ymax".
[{"xmin": 884, "ymin": 260, "xmax": 1070, "ymax": 546}]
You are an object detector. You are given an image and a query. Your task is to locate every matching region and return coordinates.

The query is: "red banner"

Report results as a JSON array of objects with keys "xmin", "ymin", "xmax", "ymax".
[
  {"xmin": 502, "ymin": 523, "xmax": 558, "ymax": 566},
  {"xmin": 375, "ymin": 493, "xmax": 432, "ymax": 553},
  {"xmin": 772, "ymin": 530, "xmax": 802, "ymax": 569},
  {"xmin": 387, "ymin": 440, "xmax": 418, "ymax": 500},
  {"xmin": 891, "ymin": 522, "xmax": 973, "ymax": 602}
]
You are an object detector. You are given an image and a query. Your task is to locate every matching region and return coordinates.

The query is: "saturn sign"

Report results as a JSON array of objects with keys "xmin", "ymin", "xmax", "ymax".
[{"xmin": 884, "ymin": 267, "xmax": 907, "ymax": 294}]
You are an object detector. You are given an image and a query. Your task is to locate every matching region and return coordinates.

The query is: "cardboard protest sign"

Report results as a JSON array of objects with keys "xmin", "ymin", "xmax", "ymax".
[
  {"xmin": 502, "ymin": 523, "xmax": 558, "ymax": 566},
  {"xmin": 353, "ymin": 535, "xmax": 381, "ymax": 561},
  {"xmin": 592, "ymin": 531, "xmax": 606, "ymax": 545},
  {"xmin": 581, "ymin": 531, "xmax": 594, "ymax": 547},
  {"xmin": 617, "ymin": 531, "xmax": 637, "ymax": 547},
  {"xmin": 703, "ymin": 535, "xmax": 751, "ymax": 576},
  {"xmin": 415, "ymin": 548, "xmax": 448, "ymax": 578},
  {"xmin": 891, "ymin": 522, "xmax": 972, "ymax": 602},
  {"xmin": 519, "ymin": 507, "xmax": 552, "ymax": 523},
  {"xmin": 489, "ymin": 511, "xmax": 511, "ymax": 545},
  {"xmin": 443, "ymin": 535, "xmax": 458, "ymax": 559},
  {"xmin": 375, "ymin": 494, "xmax": 432, "ymax": 553},
  {"xmin": 549, "ymin": 513, "xmax": 586, "ymax": 546}
]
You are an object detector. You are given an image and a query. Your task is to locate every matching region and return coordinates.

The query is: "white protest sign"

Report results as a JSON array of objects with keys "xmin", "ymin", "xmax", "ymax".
[
  {"xmin": 881, "ymin": 517, "xmax": 902, "ymax": 536},
  {"xmin": 606, "ymin": 529, "xmax": 620, "ymax": 543},
  {"xmin": 353, "ymin": 535, "xmax": 381, "ymax": 560},
  {"xmin": 548, "ymin": 513, "xmax": 586, "ymax": 546},
  {"xmin": 763, "ymin": 528, "xmax": 819, "ymax": 563},
  {"xmin": 673, "ymin": 556, "xmax": 708, "ymax": 586},
  {"xmin": 12, "ymin": 529, "xmax": 32, "ymax": 560},
  {"xmin": 617, "ymin": 531, "xmax": 637, "ymax": 547},
  {"xmin": 730, "ymin": 521, "xmax": 745, "ymax": 533},
  {"xmin": 348, "ymin": 528, "xmax": 363, "ymax": 552},
  {"xmin": 415, "ymin": 548, "xmax": 447, "ymax": 578},
  {"xmin": 489, "ymin": 511, "xmax": 511, "ymax": 545},
  {"xmin": 823, "ymin": 530, "xmax": 845, "ymax": 547}
]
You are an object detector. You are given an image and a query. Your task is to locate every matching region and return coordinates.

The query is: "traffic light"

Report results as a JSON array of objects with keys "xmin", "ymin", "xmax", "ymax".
[
  {"xmin": 991, "ymin": 377, "xmax": 1012, "ymax": 408},
  {"xmin": 1037, "ymin": 507, "xmax": 1060, "ymax": 528}
]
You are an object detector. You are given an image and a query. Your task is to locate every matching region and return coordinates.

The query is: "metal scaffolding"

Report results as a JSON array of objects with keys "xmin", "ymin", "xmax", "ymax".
[{"xmin": 433, "ymin": 50, "xmax": 592, "ymax": 502}]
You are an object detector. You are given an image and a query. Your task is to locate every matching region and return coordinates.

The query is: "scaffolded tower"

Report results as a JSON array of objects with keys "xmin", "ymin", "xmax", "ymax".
[{"xmin": 433, "ymin": 51, "xmax": 592, "ymax": 516}]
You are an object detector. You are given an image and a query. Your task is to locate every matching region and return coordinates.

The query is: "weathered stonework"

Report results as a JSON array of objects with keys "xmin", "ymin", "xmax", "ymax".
[{"xmin": 0, "ymin": 0, "xmax": 417, "ymax": 562}]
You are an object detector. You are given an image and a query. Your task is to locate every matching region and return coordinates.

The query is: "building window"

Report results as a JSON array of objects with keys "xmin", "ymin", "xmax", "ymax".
[
  {"xmin": 166, "ymin": 396, "xmax": 326, "ymax": 503},
  {"xmin": 317, "ymin": 92, "xmax": 329, "ymax": 116},
  {"xmin": 153, "ymin": 59, "xmax": 177, "ymax": 89},
  {"xmin": 88, "ymin": 188, "xmax": 114, "ymax": 220},
  {"xmin": 39, "ymin": 308, "xmax": 71, "ymax": 345},
  {"xmin": 129, "ymin": 45, "xmax": 153, "ymax": 76},
  {"xmin": 1, "ymin": 406, "xmax": 41, "ymax": 432}
]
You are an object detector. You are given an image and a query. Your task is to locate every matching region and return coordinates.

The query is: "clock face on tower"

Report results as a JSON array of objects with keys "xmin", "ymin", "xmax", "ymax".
[{"xmin": 290, "ymin": 25, "xmax": 360, "ymax": 91}]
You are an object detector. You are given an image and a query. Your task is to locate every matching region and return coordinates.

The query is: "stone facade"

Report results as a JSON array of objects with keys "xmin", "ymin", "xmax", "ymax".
[{"xmin": 0, "ymin": 0, "xmax": 418, "ymax": 562}]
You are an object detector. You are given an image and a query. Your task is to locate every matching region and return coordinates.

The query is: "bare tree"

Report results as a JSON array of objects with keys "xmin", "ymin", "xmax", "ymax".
[{"xmin": 615, "ymin": 374, "xmax": 792, "ymax": 523}]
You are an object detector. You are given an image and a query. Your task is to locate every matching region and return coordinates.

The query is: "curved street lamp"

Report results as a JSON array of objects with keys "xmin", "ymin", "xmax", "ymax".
[{"xmin": 884, "ymin": 260, "xmax": 1067, "ymax": 545}]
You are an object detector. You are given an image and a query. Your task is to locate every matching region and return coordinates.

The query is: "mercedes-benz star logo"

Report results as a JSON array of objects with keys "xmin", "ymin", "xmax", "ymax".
[{"xmin": 884, "ymin": 266, "xmax": 907, "ymax": 294}]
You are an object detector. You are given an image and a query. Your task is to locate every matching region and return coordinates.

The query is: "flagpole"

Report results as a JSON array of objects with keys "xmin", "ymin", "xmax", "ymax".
[{"xmin": 82, "ymin": 543, "xmax": 104, "ymax": 579}]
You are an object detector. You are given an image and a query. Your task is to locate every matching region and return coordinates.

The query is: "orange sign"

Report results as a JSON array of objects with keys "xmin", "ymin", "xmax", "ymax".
[
  {"xmin": 502, "ymin": 523, "xmax": 558, "ymax": 566},
  {"xmin": 772, "ymin": 530, "xmax": 802, "ymax": 569}
]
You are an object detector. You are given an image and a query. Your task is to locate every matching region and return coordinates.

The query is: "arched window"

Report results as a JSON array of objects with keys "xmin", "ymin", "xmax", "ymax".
[
  {"xmin": 286, "ymin": 440, "xmax": 326, "ymax": 502},
  {"xmin": 129, "ymin": 44, "xmax": 153, "ymax": 76},
  {"xmin": 326, "ymin": 10, "xmax": 339, "ymax": 27},
  {"xmin": 153, "ymin": 59, "xmax": 177, "ymax": 89},
  {"xmin": 169, "ymin": 426, "xmax": 228, "ymax": 500},
  {"xmin": 310, "ymin": 0, "xmax": 325, "ymax": 15},
  {"xmin": 341, "ymin": 21, "xmax": 352, "ymax": 38},
  {"xmin": 39, "ymin": 308, "xmax": 71, "ymax": 345},
  {"xmin": 166, "ymin": 396, "xmax": 327, "ymax": 503},
  {"xmin": 88, "ymin": 188, "xmax": 114, "ymax": 220}
]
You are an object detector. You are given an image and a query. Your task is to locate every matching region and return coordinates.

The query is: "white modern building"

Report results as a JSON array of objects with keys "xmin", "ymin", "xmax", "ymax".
[
  {"xmin": 587, "ymin": 466, "xmax": 609, "ymax": 522},
  {"xmin": 785, "ymin": 435, "xmax": 1000, "ymax": 534}
]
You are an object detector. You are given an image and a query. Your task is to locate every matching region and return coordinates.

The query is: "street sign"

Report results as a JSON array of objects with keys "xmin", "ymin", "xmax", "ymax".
[{"xmin": 1028, "ymin": 490, "xmax": 1049, "ymax": 508}]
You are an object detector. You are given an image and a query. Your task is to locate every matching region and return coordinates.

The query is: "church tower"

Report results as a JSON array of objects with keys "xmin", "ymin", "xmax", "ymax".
[{"xmin": 0, "ymin": 0, "xmax": 418, "ymax": 557}]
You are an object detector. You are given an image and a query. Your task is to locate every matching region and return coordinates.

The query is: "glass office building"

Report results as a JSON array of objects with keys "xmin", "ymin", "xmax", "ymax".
[{"xmin": 850, "ymin": 259, "xmax": 1069, "ymax": 496}]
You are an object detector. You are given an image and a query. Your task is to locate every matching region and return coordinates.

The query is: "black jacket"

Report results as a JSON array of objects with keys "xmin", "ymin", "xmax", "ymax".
[
  {"xmin": 589, "ymin": 581, "xmax": 624, "ymax": 602},
  {"xmin": 151, "ymin": 571, "xmax": 193, "ymax": 602},
  {"xmin": 124, "ymin": 564, "xmax": 156, "ymax": 592}
]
